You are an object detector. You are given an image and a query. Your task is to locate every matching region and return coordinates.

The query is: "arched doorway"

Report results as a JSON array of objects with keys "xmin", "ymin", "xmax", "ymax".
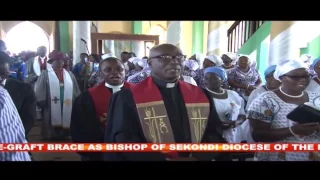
[{"xmin": 5, "ymin": 21, "xmax": 50, "ymax": 55}]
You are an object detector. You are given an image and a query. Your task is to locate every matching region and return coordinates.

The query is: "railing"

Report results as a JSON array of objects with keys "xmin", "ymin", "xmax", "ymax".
[{"xmin": 227, "ymin": 21, "xmax": 265, "ymax": 53}]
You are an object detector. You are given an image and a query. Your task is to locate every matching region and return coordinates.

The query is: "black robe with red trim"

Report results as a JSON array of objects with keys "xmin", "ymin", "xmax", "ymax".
[
  {"xmin": 104, "ymin": 76, "xmax": 231, "ymax": 161},
  {"xmin": 71, "ymin": 81, "xmax": 133, "ymax": 161}
]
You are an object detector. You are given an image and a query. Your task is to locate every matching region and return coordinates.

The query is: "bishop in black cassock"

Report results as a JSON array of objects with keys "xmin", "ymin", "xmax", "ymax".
[{"xmin": 104, "ymin": 44, "xmax": 232, "ymax": 161}]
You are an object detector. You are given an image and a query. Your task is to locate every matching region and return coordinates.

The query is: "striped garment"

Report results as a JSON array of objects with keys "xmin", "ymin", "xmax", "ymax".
[{"xmin": 0, "ymin": 86, "xmax": 31, "ymax": 161}]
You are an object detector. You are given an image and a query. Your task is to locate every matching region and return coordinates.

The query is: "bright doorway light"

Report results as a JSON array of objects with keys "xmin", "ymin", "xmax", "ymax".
[{"xmin": 5, "ymin": 21, "xmax": 49, "ymax": 54}]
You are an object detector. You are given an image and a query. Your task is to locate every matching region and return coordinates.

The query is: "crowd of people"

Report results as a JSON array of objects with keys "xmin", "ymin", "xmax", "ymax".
[{"xmin": 0, "ymin": 39, "xmax": 320, "ymax": 161}]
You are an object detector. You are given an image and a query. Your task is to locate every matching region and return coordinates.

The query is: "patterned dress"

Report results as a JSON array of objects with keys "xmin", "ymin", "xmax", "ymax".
[
  {"xmin": 228, "ymin": 67, "xmax": 260, "ymax": 100},
  {"xmin": 247, "ymin": 91, "xmax": 320, "ymax": 161},
  {"xmin": 194, "ymin": 69, "xmax": 205, "ymax": 88}
]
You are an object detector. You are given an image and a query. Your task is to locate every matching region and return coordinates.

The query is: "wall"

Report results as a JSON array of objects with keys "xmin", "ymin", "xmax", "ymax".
[
  {"xmin": 300, "ymin": 35, "xmax": 320, "ymax": 59},
  {"xmin": 181, "ymin": 21, "xmax": 193, "ymax": 57},
  {"xmin": 99, "ymin": 21, "xmax": 132, "ymax": 34},
  {"xmin": 142, "ymin": 21, "xmax": 167, "ymax": 35},
  {"xmin": 238, "ymin": 21, "xmax": 271, "ymax": 78}
]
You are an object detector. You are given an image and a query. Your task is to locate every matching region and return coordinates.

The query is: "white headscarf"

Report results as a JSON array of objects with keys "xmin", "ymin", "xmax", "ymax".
[
  {"xmin": 185, "ymin": 59, "xmax": 199, "ymax": 71},
  {"xmin": 128, "ymin": 57, "xmax": 140, "ymax": 64},
  {"xmin": 300, "ymin": 54, "xmax": 313, "ymax": 65},
  {"xmin": 204, "ymin": 54, "xmax": 223, "ymax": 66},
  {"xmin": 237, "ymin": 54, "xmax": 256, "ymax": 69},
  {"xmin": 137, "ymin": 59, "xmax": 148, "ymax": 68},
  {"xmin": 224, "ymin": 52, "xmax": 237, "ymax": 62},
  {"xmin": 101, "ymin": 53, "xmax": 116, "ymax": 60},
  {"xmin": 195, "ymin": 53, "xmax": 205, "ymax": 69},
  {"xmin": 273, "ymin": 60, "xmax": 308, "ymax": 81}
]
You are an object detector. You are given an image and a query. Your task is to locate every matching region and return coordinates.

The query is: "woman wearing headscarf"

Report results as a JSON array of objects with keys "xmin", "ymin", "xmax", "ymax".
[
  {"xmin": 305, "ymin": 57, "xmax": 320, "ymax": 93},
  {"xmin": 228, "ymin": 55, "xmax": 262, "ymax": 102},
  {"xmin": 194, "ymin": 54, "xmax": 223, "ymax": 88},
  {"xmin": 221, "ymin": 52, "xmax": 237, "ymax": 74},
  {"xmin": 189, "ymin": 53, "xmax": 204, "ymax": 68},
  {"xmin": 300, "ymin": 54, "xmax": 315, "ymax": 76},
  {"xmin": 241, "ymin": 65, "xmax": 281, "ymax": 143},
  {"xmin": 127, "ymin": 58, "xmax": 147, "ymax": 82},
  {"xmin": 247, "ymin": 60, "xmax": 320, "ymax": 161},
  {"xmin": 125, "ymin": 57, "xmax": 140, "ymax": 80},
  {"xmin": 246, "ymin": 65, "xmax": 281, "ymax": 110},
  {"xmin": 183, "ymin": 59, "xmax": 199, "ymax": 78},
  {"xmin": 202, "ymin": 67, "xmax": 246, "ymax": 143}
]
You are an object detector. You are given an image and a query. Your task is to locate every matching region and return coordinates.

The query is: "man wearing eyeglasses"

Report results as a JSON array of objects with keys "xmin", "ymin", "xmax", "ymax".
[{"xmin": 104, "ymin": 44, "xmax": 231, "ymax": 161}]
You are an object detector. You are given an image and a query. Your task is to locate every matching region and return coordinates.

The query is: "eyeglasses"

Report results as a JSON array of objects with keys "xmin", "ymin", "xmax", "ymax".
[
  {"xmin": 150, "ymin": 55, "xmax": 186, "ymax": 62},
  {"xmin": 282, "ymin": 74, "xmax": 312, "ymax": 81}
]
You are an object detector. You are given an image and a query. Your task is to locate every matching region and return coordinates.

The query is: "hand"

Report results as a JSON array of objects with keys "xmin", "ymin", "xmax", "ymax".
[
  {"xmin": 247, "ymin": 85, "xmax": 256, "ymax": 91},
  {"xmin": 221, "ymin": 120, "xmax": 234, "ymax": 130},
  {"xmin": 291, "ymin": 123, "xmax": 320, "ymax": 136},
  {"xmin": 166, "ymin": 157, "xmax": 197, "ymax": 161}
]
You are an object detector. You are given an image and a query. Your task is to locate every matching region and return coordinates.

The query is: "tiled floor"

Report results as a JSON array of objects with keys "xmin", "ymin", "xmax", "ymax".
[{"xmin": 28, "ymin": 121, "xmax": 81, "ymax": 161}]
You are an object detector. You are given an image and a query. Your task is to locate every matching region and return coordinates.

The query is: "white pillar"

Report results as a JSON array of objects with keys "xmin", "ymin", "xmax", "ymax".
[
  {"xmin": 132, "ymin": 41, "xmax": 145, "ymax": 58},
  {"xmin": 73, "ymin": 21, "xmax": 91, "ymax": 63},
  {"xmin": 104, "ymin": 40, "xmax": 115, "ymax": 54}
]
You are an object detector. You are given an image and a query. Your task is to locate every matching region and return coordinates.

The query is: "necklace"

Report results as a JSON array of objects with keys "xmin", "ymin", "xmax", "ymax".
[
  {"xmin": 279, "ymin": 86, "xmax": 304, "ymax": 98},
  {"xmin": 206, "ymin": 87, "xmax": 225, "ymax": 95}
]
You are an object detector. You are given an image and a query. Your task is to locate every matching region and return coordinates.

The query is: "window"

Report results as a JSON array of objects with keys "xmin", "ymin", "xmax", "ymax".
[{"xmin": 5, "ymin": 21, "xmax": 49, "ymax": 54}]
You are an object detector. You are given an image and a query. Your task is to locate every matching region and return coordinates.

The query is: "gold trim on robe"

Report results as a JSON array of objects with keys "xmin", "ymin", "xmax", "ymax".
[{"xmin": 135, "ymin": 101, "xmax": 210, "ymax": 143}]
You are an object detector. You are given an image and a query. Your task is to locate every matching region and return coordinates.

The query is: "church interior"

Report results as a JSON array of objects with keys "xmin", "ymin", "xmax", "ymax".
[{"xmin": 1, "ymin": 20, "xmax": 320, "ymax": 161}]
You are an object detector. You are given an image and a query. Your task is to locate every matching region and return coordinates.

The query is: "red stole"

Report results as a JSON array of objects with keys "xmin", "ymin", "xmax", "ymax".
[
  {"xmin": 131, "ymin": 77, "xmax": 210, "ymax": 143},
  {"xmin": 38, "ymin": 56, "xmax": 47, "ymax": 71},
  {"xmin": 88, "ymin": 82, "xmax": 132, "ymax": 128},
  {"xmin": 131, "ymin": 77, "xmax": 210, "ymax": 158},
  {"xmin": 54, "ymin": 69, "xmax": 64, "ymax": 84}
]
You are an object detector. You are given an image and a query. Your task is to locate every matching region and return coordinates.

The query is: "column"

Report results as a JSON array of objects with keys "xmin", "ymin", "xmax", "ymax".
[
  {"xmin": 104, "ymin": 40, "xmax": 115, "ymax": 54},
  {"xmin": 0, "ymin": 21, "xmax": 4, "ymax": 39},
  {"xmin": 207, "ymin": 21, "xmax": 228, "ymax": 56},
  {"xmin": 73, "ymin": 21, "xmax": 91, "ymax": 63},
  {"xmin": 269, "ymin": 21, "xmax": 298, "ymax": 65},
  {"xmin": 59, "ymin": 21, "xmax": 70, "ymax": 53},
  {"xmin": 132, "ymin": 41, "xmax": 144, "ymax": 58},
  {"xmin": 192, "ymin": 21, "xmax": 204, "ymax": 55},
  {"xmin": 131, "ymin": 21, "xmax": 144, "ymax": 56},
  {"xmin": 167, "ymin": 21, "xmax": 182, "ymax": 46}
]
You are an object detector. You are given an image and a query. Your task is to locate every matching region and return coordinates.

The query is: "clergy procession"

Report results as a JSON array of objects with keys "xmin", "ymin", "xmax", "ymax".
[{"xmin": 1, "ymin": 32, "xmax": 320, "ymax": 161}]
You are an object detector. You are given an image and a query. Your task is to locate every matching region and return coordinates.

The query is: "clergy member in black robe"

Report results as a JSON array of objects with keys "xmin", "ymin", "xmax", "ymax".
[
  {"xmin": 0, "ymin": 51, "xmax": 36, "ymax": 135},
  {"xmin": 71, "ymin": 57, "xmax": 133, "ymax": 161},
  {"xmin": 104, "ymin": 44, "xmax": 231, "ymax": 161}
]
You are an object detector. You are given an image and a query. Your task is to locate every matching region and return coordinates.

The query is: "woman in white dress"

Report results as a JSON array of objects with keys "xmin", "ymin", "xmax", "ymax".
[
  {"xmin": 202, "ymin": 66, "xmax": 246, "ymax": 143},
  {"xmin": 247, "ymin": 60, "xmax": 320, "ymax": 161},
  {"xmin": 246, "ymin": 65, "xmax": 281, "ymax": 110},
  {"xmin": 242, "ymin": 65, "xmax": 281, "ymax": 142},
  {"xmin": 306, "ymin": 57, "xmax": 320, "ymax": 93}
]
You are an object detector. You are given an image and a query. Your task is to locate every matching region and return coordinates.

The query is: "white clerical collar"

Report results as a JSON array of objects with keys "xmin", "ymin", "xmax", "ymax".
[
  {"xmin": 105, "ymin": 82, "xmax": 124, "ymax": 93},
  {"xmin": 39, "ymin": 56, "xmax": 46, "ymax": 60},
  {"xmin": 166, "ymin": 83, "xmax": 176, "ymax": 88},
  {"xmin": 1, "ymin": 79, "xmax": 6, "ymax": 86}
]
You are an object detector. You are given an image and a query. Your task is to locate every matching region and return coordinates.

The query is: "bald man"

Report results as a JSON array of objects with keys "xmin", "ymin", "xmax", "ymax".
[
  {"xmin": 104, "ymin": 44, "xmax": 231, "ymax": 161},
  {"xmin": 25, "ymin": 46, "xmax": 48, "ymax": 85},
  {"xmin": 0, "ymin": 40, "xmax": 7, "ymax": 52}
]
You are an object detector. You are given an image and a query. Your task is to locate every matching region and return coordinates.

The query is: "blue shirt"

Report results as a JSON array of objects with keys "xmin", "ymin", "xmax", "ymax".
[
  {"xmin": 10, "ymin": 61, "xmax": 27, "ymax": 81},
  {"xmin": 0, "ymin": 87, "xmax": 31, "ymax": 161},
  {"xmin": 72, "ymin": 63, "xmax": 84, "ymax": 77}
]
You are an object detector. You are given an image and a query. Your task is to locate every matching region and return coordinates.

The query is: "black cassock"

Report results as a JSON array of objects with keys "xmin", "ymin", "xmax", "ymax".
[
  {"xmin": 104, "ymin": 78, "xmax": 232, "ymax": 161},
  {"xmin": 5, "ymin": 78, "xmax": 36, "ymax": 135},
  {"xmin": 71, "ymin": 88, "xmax": 113, "ymax": 161}
]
